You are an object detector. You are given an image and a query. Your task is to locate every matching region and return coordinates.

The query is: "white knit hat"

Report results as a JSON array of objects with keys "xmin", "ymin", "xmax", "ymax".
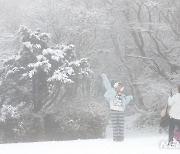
[
  {"xmin": 114, "ymin": 82, "xmax": 120, "ymax": 88},
  {"xmin": 114, "ymin": 82, "xmax": 124, "ymax": 91}
]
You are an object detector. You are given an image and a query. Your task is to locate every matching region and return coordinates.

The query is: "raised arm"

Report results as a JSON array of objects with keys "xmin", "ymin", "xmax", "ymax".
[{"xmin": 101, "ymin": 73, "xmax": 112, "ymax": 91}]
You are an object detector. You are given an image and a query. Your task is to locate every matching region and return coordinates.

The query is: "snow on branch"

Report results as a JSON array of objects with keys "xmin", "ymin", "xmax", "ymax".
[
  {"xmin": 165, "ymin": 45, "xmax": 180, "ymax": 54},
  {"xmin": 126, "ymin": 54, "xmax": 165, "ymax": 77},
  {"xmin": 48, "ymin": 67, "xmax": 74, "ymax": 83},
  {"xmin": 126, "ymin": 54, "xmax": 153, "ymax": 60},
  {"xmin": 0, "ymin": 105, "xmax": 20, "ymax": 122}
]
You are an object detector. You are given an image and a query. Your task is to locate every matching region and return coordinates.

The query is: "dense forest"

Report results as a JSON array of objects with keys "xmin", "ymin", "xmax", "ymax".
[{"xmin": 0, "ymin": 0, "xmax": 180, "ymax": 143}]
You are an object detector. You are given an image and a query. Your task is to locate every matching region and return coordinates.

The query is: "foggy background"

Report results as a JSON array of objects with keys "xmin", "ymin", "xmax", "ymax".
[{"xmin": 0, "ymin": 0, "xmax": 180, "ymax": 143}]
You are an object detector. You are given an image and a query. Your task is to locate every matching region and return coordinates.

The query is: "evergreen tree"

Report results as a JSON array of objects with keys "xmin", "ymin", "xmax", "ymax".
[{"xmin": 0, "ymin": 25, "xmax": 92, "ymax": 120}]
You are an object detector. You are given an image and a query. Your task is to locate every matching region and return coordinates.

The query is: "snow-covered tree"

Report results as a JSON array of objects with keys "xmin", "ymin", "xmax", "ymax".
[{"xmin": 0, "ymin": 25, "xmax": 92, "ymax": 118}]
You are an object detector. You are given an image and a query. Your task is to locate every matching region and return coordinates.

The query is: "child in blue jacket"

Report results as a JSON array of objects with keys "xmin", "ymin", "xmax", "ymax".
[{"xmin": 101, "ymin": 73, "xmax": 133, "ymax": 141}]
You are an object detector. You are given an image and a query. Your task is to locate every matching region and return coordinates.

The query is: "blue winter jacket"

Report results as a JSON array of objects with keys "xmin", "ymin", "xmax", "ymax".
[{"xmin": 101, "ymin": 73, "xmax": 133, "ymax": 111}]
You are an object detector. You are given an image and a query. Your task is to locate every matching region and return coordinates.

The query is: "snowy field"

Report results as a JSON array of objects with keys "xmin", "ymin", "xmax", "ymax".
[
  {"xmin": 0, "ymin": 115, "xmax": 179, "ymax": 154},
  {"xmin": 0, "ymin": 135, "xmax": 179, "ymax": 154}
]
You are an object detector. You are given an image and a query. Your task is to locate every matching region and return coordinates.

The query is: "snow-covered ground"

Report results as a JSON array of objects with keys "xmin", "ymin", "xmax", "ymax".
[
  {"xmin": 0, "ymin": 134, "xmax": 179, "ymax": 154},
  {"xmin": 0, "ymin": 115, "xmax": 179, "ymax": 154}
]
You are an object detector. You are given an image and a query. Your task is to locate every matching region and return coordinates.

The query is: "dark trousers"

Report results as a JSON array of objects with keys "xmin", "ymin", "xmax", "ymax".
[
  {"xmin": 169, "ymin": 118, "xmax": 180, "ymax": 143},
  {"xmin": 110, "ymin": 110, "xmax": 125, "ymax": 141}
]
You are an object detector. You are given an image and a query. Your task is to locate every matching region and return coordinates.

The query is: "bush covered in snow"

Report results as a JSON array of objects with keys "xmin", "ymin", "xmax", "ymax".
[
  {"xmin": 44, "ymin": 98, "xmax": 109, "ymax": 141},
  {"xmin": 0, "ymin": 26, "xmax": 108, "ymax": 143}
]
